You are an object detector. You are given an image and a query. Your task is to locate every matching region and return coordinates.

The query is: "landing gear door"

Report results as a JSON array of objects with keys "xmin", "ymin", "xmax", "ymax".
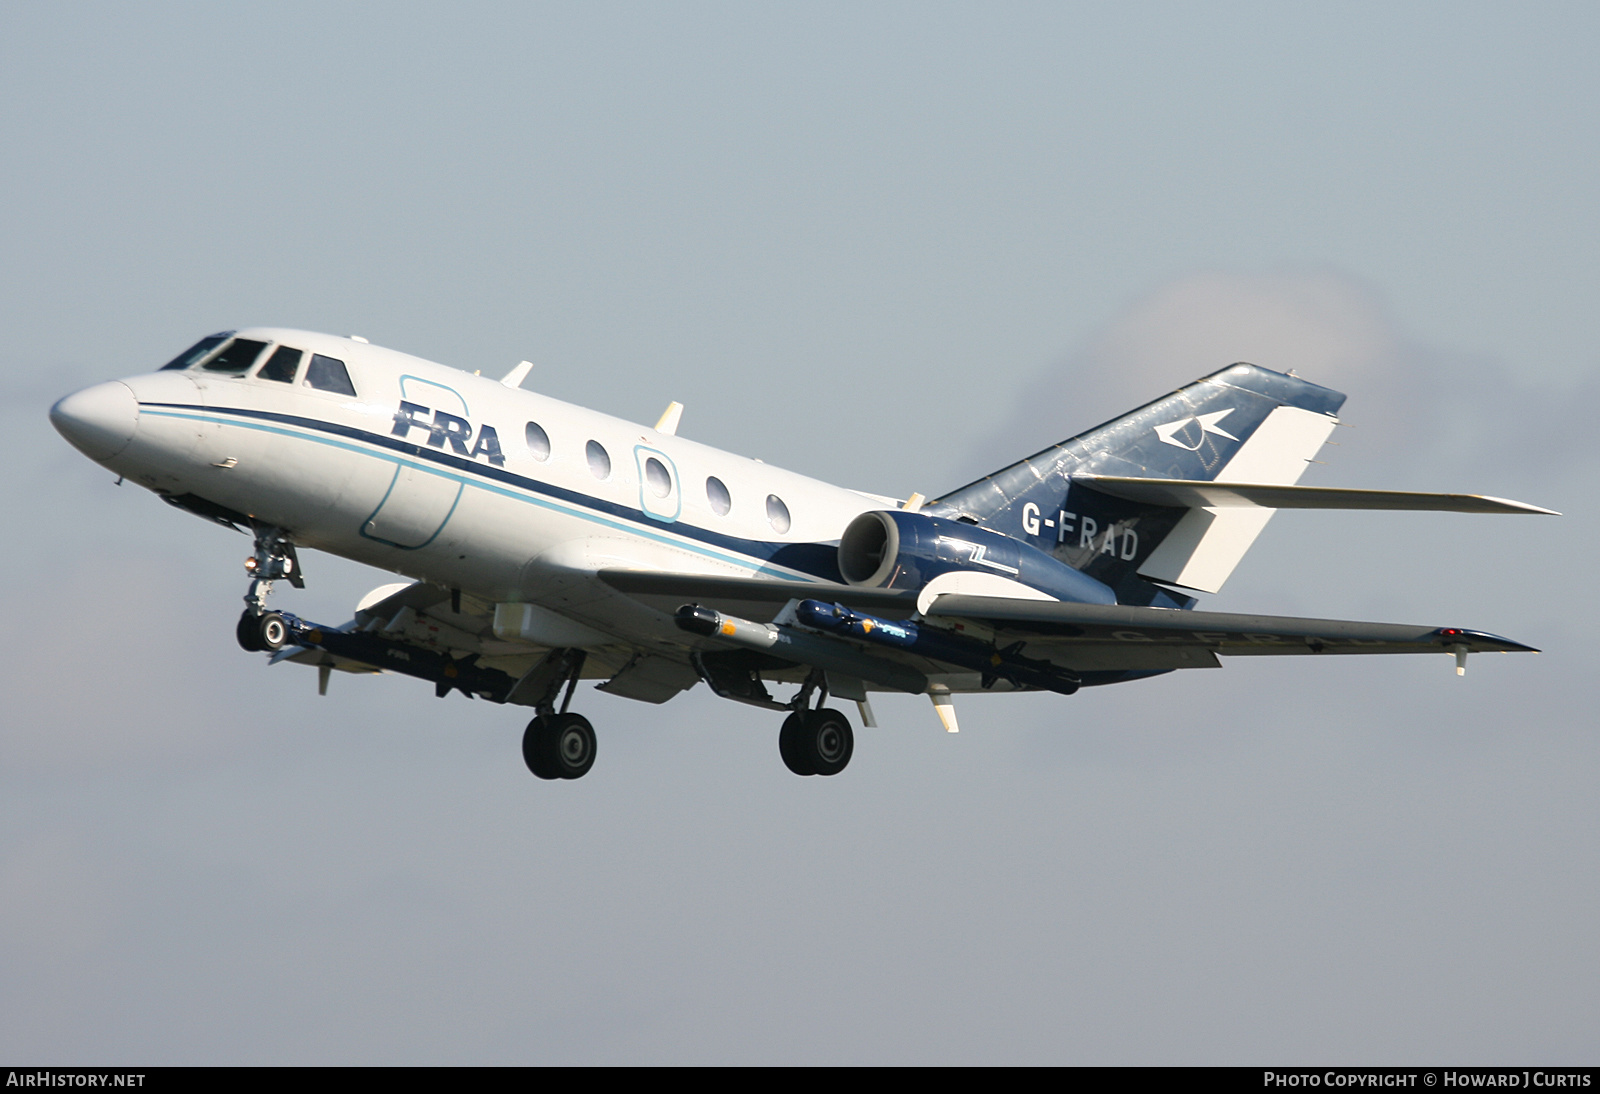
[
  {"xmin": 634, "ymin": 445, "xmax": 681, "ymax": 522},
  {"xmin": 361, "ymin": 376, "xmax": 469, "ymax": 549}
]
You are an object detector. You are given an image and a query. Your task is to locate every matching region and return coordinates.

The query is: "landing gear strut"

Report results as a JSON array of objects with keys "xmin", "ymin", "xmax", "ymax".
[
  {"xmin": 520, "ymin": 650, "xmax": 598, "ymax": 780},
  {"xmin": 777, "ymin": 669, "xmax": 854, "ymax": 777},
  {"xmin": 235, "ymin": 524, "xmax": 303, "ymax": 653}
]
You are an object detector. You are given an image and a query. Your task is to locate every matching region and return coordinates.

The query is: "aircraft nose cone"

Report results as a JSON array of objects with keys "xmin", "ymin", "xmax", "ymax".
[{"xmin": 50, "ymin": 381, "xmax": 139, "ymax": 463}]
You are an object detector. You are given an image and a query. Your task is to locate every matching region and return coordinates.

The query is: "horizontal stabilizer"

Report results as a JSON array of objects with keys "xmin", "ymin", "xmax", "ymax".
[
  {"xmin": 925, "ymin": 594, "xmax": 1538, "ymax": 657},
  {"xmin": 1076, "ymin": 476, "xmax": 1559, "ymax": 515}
]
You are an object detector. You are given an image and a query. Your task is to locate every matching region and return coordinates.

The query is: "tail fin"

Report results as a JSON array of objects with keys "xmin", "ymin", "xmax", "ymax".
[{"xmin": 926, "ymin": 363, "xmax": 1346, "ymax": 599}]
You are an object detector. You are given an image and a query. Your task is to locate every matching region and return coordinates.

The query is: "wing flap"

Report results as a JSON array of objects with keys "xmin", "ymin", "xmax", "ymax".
[
  {"xmin": 1076, "ymin": 475, "xmax": 1559, "ymax": 515},
  {"xmin": 925, "ymin": 594, "xmax": 1537, "ymax": 657},
  {"xmin": 1040, "ymin": 644, "xmax": 1222, "ymax": 671},
  {"xmin": 598, "ymin": 569, "xmax": 918, "ymax": 619}
]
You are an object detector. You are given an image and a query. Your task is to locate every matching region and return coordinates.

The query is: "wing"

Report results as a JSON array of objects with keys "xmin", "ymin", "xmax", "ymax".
[
  {"xmin": 608, "ymin": 571, "xmax": 1536, "ymax": 683},
  {"xmin": 923, "ymin": 594, "xmax": 1536, "ymax": 673}
]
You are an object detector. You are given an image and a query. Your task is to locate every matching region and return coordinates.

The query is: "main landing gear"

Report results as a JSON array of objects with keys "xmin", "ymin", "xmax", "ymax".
[
  {"xmin": 521, "ymin": 649, "xmax": 597, "ymax": 780},
  {"xmin": 779, "ymin": 708, "xmax": 853, "ymax": 776},
  {"xmin": 235, "ymin": 525, "xmax": 303, "ymax": 653},
  {"xmin": 776, "ymin": 669, "xmax": 854, "ymax": 777},
  {"xmin": 522, "ymin": 712, "xmax": 597, "ymax": 780}
]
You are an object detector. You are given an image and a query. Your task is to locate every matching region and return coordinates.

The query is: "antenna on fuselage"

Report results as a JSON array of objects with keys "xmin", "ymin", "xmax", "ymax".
[
  {"xmin": 500, "ymin": 360, "xmax": 535, "ymax": 389},
  {"xmin": 655, "ymin": 401, "xmax": 684, "ymax": 435}
]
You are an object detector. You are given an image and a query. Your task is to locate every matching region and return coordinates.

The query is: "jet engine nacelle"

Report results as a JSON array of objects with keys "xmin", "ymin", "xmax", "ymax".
[{"xmin": 836, "ymin": 509, "xmax": 1115, "ymax": 605}]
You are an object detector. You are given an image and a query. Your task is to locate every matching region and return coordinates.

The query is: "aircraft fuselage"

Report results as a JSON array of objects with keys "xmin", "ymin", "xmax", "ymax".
[{"xmin": 53, "ymin": 328, "xmax": 888, "ymax": 658}]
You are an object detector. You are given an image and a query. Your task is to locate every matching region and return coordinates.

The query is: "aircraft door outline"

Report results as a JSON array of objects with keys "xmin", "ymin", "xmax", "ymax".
[
  {"xmin": 361, "ymin": 375, "xmax": 469, "ymax": 549},
  {"xmin": 634, "ymin": 445, "xmax": 682, "ymax": 522}
]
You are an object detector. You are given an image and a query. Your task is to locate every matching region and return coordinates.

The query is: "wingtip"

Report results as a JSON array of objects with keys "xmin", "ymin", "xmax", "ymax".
[
  {"xmin": 1480, "ymin": 495, "xmax": 1561, "ymax": 516},
  {"xmin": 1435, "ymin": 627, "xmax": 1540, "ymax": 654}
]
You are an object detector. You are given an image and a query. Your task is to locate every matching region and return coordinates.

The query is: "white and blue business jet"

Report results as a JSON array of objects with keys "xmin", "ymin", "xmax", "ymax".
[{"xmin": 50, "ymin": 328, "xmax": 1556, "ymax": 781}]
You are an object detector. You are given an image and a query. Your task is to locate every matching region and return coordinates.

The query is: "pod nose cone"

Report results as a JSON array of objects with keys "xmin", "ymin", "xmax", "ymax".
[{"xmin": 50, "ymin": 381, "xmax": 139, "ymax": 463}]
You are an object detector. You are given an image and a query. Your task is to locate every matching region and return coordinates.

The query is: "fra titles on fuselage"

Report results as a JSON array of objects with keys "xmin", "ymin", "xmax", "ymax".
[{"xmin": 392, "ymin": 401, "xmax": 505, "ymax": 466}]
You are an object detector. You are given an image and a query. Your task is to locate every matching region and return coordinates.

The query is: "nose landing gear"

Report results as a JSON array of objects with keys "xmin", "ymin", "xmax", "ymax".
[
  {"xmin": 237, "ymin": 609, "xmax": 290, "ymax": 652},
  {"xmin": 235, "ymin": 525, "xmax": 303, "ymax": 653}
]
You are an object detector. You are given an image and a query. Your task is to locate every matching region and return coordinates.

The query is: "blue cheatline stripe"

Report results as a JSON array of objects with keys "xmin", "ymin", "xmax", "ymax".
[{"xmin": 140, "ymin": 402, "xmax": 844, "ymax": 582}]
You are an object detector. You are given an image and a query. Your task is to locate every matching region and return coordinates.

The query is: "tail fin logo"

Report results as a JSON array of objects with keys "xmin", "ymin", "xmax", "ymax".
[{"xmin": 1154, "ymin": 409, "xmax": 1239, "ymax": 451}]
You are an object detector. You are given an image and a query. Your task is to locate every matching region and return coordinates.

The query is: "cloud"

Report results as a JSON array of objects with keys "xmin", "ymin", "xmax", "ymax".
[
  {"xmin": 1083, "ymin": 268, "xmax": 1407, "ymax": 396},
  {"xmin": 958, "ymin": 267, "xmax": 1598, "ymax": 492}
]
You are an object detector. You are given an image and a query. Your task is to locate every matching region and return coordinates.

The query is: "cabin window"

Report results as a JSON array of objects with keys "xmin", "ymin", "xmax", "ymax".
[
  {"xmin": 766, "ymin": 494, "xmax": 791, "ymax": 534},
  {"xmin": 644, "ymin": 457, "xmax": 671, "ymax": 498},
  {"xmin": 256, "ymin": 346, "xmax": 303, "ymax": 384},
  {"xmin": 586, "ymin": 440, "xmax": 611, "ymax": 479},
  {"xmin": 160, "ymin": 332, "xmax": 232, "ymax": 371},
  {"xmin": 525, "ymin": 422, "xmax": 551, "ymax": 461},
  {"xmin": 202, "ymin": 338, "xmax": 270, "ymax": 374},
  {"xmin": 706, "ymin": 476, "xmax": 731, "ymax": 516},
  {"xmin": 305, "ymin": 354, "xmax": 357, "ymax": 396}
]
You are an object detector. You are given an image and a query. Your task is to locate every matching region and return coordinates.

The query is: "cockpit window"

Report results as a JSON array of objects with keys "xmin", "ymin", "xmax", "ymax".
[
  {"xmin": 305, "ymin": 354, "xmax": 357, "ymax": 396},
  {"xmin": 257, "ymin": 346, "xmax": 303, "ymax": 384},
  {"xmin": 202, "ymin": 338, "xmax": 270, "ymax": 373},
  {"xmin": 160, "ymin": 332, "xmax": 233, "ymax": 371}
]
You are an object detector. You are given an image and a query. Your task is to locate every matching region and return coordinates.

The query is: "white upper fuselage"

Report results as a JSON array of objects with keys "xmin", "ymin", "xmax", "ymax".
[{"xmin": 57, "ymin": 328, "xmax": 893, "ymax": 649}]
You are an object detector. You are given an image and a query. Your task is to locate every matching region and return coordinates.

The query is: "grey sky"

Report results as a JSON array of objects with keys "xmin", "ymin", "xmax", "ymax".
[{"xmin": 2, "ymin": 2, "xmax": 1595, "ymax": 1063}]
